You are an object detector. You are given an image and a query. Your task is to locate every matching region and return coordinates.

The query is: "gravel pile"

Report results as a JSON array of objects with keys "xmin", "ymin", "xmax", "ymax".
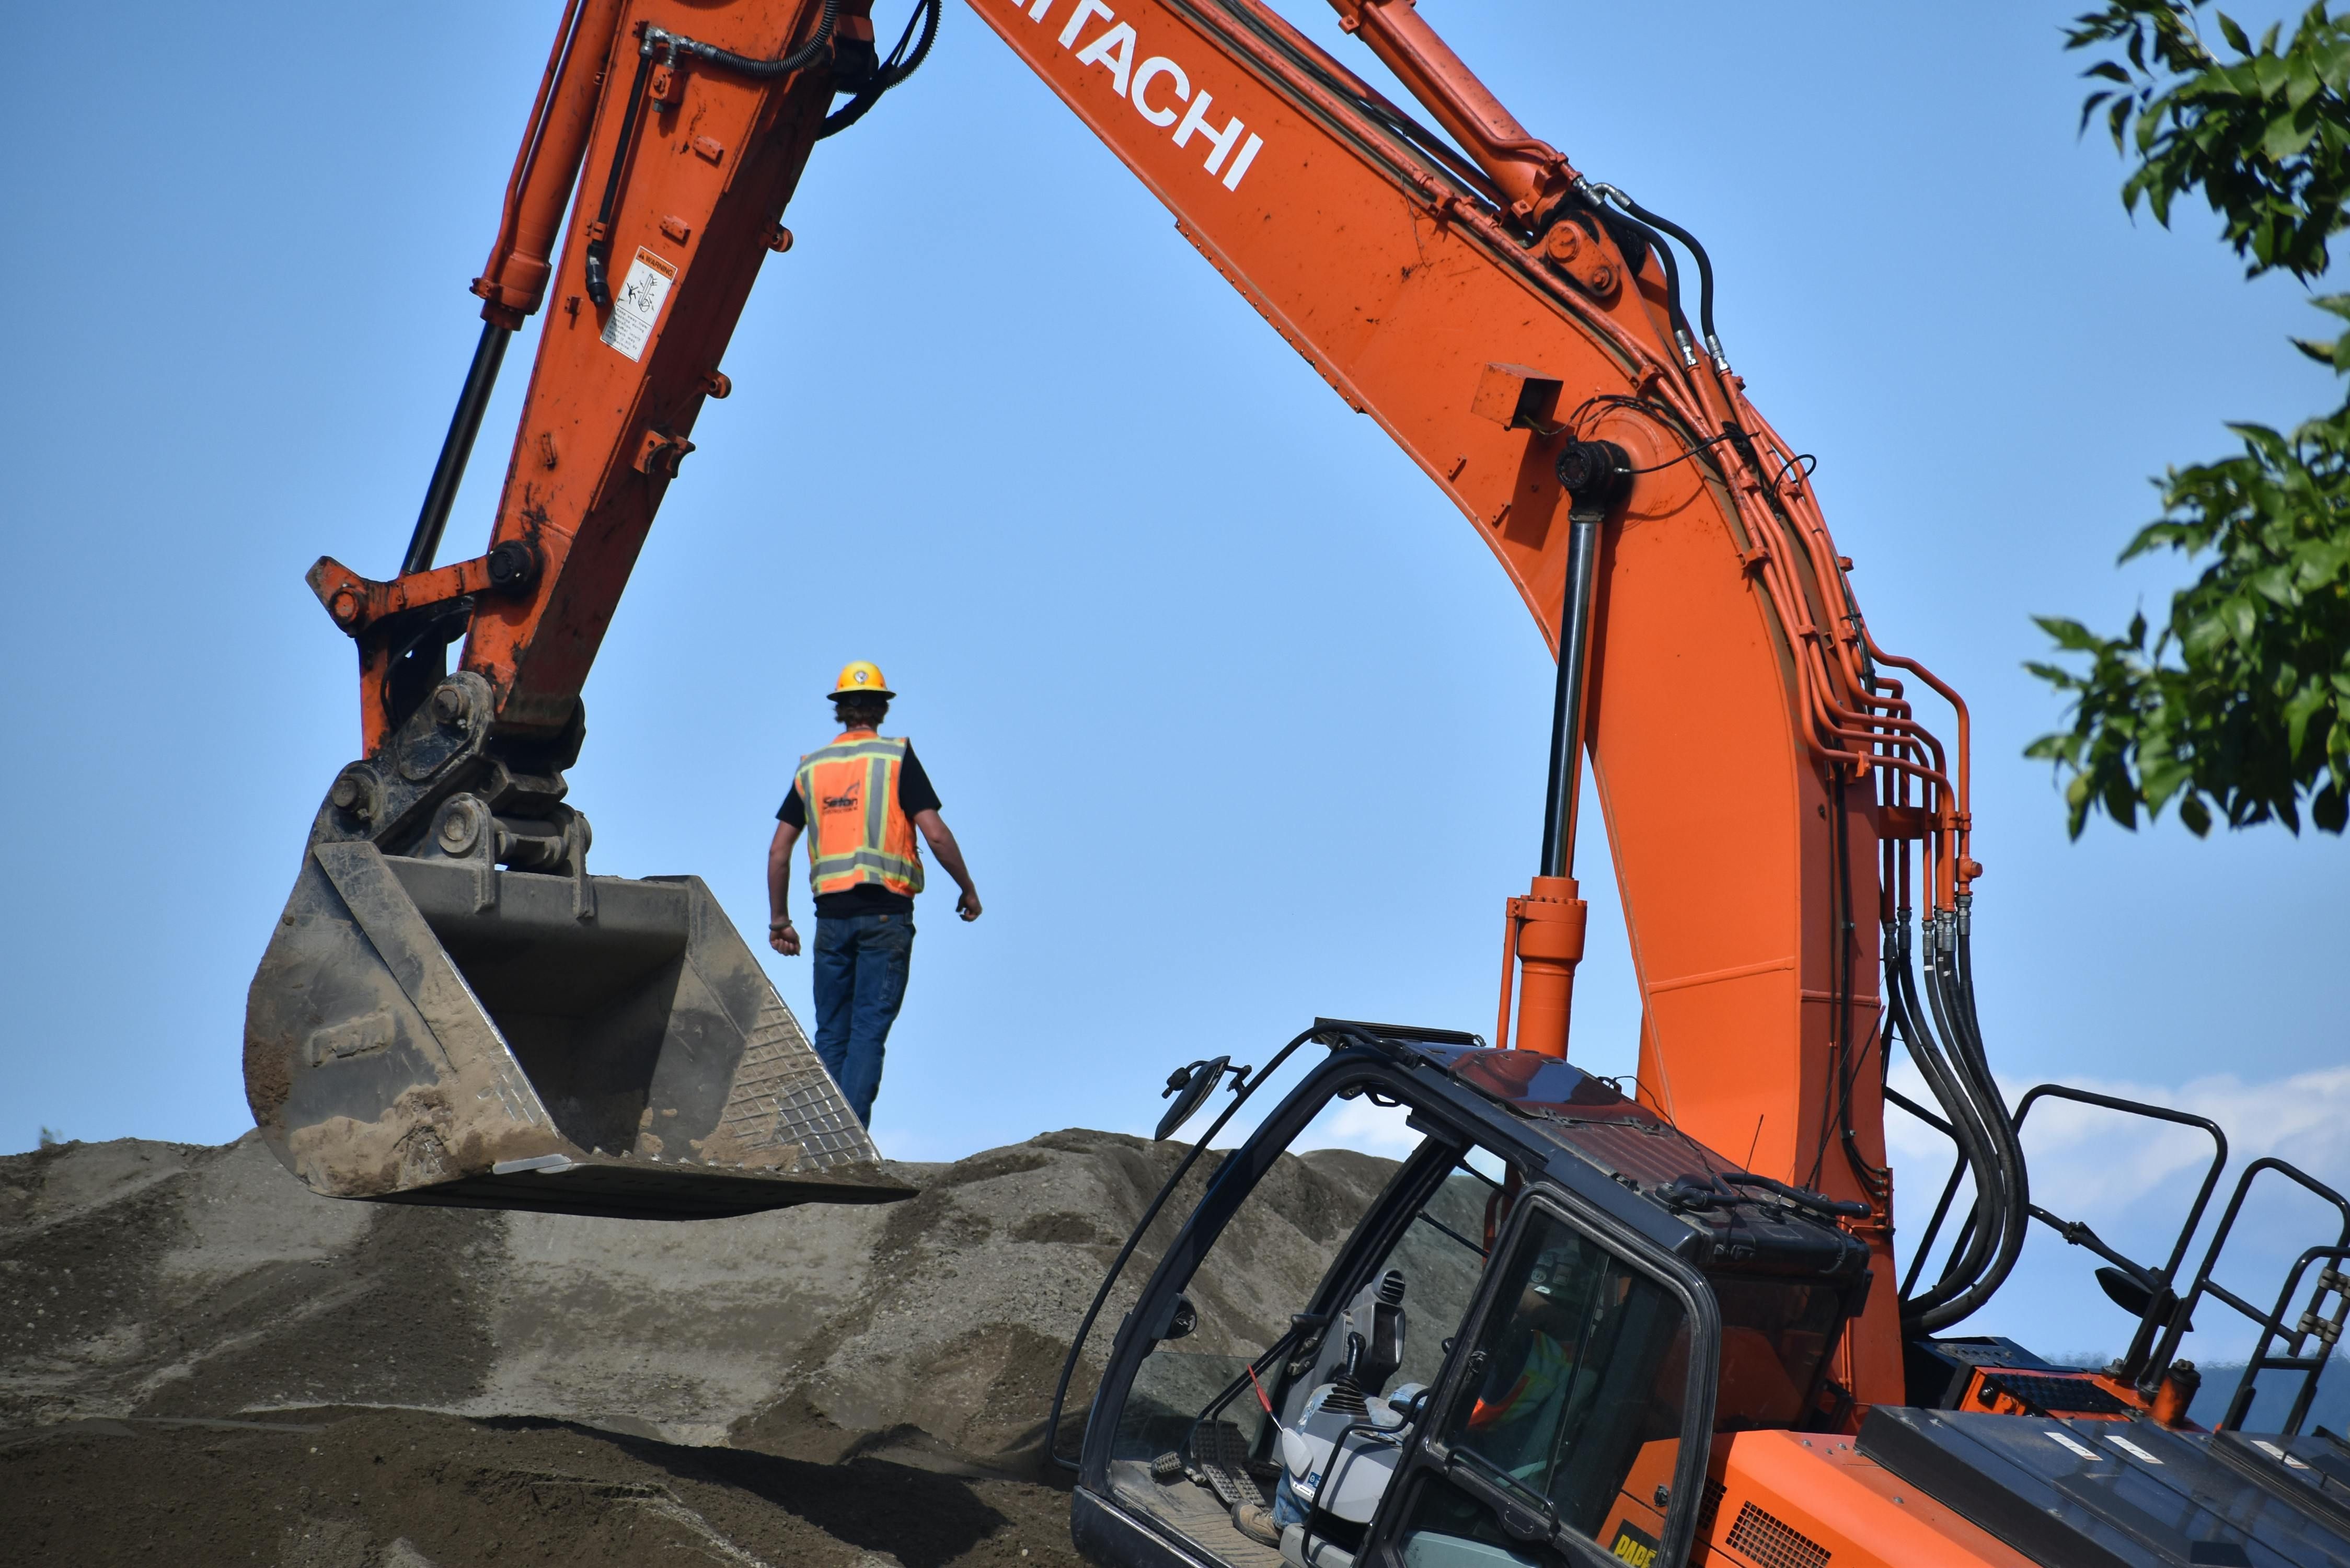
[{"xmin": 0, "ymin": 1127, "xmax": 1392, "ymax": 1565}]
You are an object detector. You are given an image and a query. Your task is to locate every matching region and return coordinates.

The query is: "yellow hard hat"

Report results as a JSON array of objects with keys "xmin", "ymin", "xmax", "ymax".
[{"xmin": 828, "ymin": 661, "xmax": 895, "ymax": 700}]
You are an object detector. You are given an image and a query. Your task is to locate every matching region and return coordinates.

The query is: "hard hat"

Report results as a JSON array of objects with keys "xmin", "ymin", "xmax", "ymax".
[{"xmin": 828, "ymin": 661, "xmax": 895, "ymax": 700}]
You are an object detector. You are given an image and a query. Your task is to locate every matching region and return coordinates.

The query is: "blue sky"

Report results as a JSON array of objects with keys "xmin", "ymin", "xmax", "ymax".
[{"xmin": 3, "ymin": 3, "xmax": 2343, "ymax": 1362}]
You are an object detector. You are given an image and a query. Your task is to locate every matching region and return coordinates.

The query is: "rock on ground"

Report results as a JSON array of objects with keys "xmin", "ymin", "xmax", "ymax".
[{"xmin": 0, "ymin": 1127, "xmax": 1396, "ymax": 1565}]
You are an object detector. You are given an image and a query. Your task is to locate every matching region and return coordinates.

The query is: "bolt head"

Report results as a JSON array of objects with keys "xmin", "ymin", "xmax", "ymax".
[
  {"xmin": 436, "ymin": 800, "xmax": 482, "ymax": 854},
  {"xmin": 431, "ymin": 686, "xmax": 468, "ymax": 726}
]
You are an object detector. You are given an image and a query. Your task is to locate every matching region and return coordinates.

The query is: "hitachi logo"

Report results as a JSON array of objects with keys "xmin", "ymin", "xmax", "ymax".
[{"xmin": 1012, "ymin": 0, "xmax": 1267, "ymax": 192}]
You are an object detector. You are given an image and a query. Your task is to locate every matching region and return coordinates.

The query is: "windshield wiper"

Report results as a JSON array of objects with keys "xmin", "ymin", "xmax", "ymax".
[{"xmin": 1448, "ymin": 1446, "xmax": 1567, "ymax": 1549}]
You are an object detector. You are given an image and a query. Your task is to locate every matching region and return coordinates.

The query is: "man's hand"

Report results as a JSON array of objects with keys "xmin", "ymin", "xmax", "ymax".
[
  {"xmin": 912, "ymin": 809, "xmax": 981, "ymax": 926},
  {"xmin": 766, "ymin": 820, "xmax": 802, "ymax": 954}
]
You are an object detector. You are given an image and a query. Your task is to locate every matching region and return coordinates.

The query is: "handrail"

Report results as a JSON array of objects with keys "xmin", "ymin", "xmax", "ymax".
[
  {"xmin": 2010, "ymin": 1084, "xmax": 2228, "ymax": 1386},
  {"xmin": 2152, "ymin": 1157, "xmax": 2350, "ymax": 1432}
]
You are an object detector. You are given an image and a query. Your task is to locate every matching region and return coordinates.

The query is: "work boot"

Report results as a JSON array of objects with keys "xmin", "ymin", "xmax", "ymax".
[{"xmin": 1232, "ymin": 1501, "xmax": 1282, "ymax": 1547}]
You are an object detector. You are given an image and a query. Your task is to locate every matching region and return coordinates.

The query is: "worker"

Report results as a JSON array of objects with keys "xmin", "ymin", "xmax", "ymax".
[{"xmin": 766, "ymin": 662, "xmax": 981, "ymax": 1127}]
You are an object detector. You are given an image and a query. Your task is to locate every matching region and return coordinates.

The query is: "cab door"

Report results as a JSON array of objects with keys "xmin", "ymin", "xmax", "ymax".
[{"xmin": 1349, "ymin": 1191, "xmax": 1721, "ymax": 1568}]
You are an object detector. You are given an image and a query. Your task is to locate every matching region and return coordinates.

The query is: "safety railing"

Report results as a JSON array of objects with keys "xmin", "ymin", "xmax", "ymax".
[
  {"xmin": 1888, "ymin": 1080, "xmax": 2227, "ymax": 1383},
  {"xmin": 2147, "ymin": 1158, "xmax": 2350, "ymax": 1435}
]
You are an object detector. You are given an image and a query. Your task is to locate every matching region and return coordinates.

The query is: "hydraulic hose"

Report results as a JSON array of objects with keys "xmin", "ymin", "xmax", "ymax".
[
  {"xmin": 1588, "ymin": 204, "xmax": 1697, "ymax": 370},
  {"xmin": 581, "ymin": 44, "xmax": 659, "ymax": 308},
  {"xmin": 584, "ymin": 4, "xmax": 844, "ymax": 307},
  {"xmin": 1596, "ymin": 190, "xmax": 1723, "ymax": 371},
  {"xmin": 821, "ymin": 0, "xmax": 940, "ymax": 139},
  {"xmin": 1580, "ymin": 181, "xmax": 1722, "ymax": 371},
  {"xmin": 1935, "ymin": 916, "xmax": 2021, "ymax": 1269},
  {"xmin": 1917, "ymin": 917, "xmax": 2013, "ymax": 1309},
  {"xmin": 1888, "ymin": 907, "xmax": 2014, "ymax": 1329},
  {"xmin": 1932, "ymin": 900, "xmax": 2031, "ymax": 1322},
  {"xmin": 643, "ymin": 0, "xmax": 841, "ymax": 80},
  {"xmin": 1894, "ymin": 900, "xmax": 2030, "ymax": 1333}
]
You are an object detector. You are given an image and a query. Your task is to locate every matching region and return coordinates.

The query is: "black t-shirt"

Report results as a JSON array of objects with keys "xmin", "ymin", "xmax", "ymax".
[{"xmin": 778, "ymin": 741, "xmax": 941, "ymax": 919}]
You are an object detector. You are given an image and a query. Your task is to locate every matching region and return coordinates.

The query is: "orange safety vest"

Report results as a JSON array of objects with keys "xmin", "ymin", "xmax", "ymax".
[{"xmin": 796, "ymin": 733, "xmax": 925, "ymax": 899}]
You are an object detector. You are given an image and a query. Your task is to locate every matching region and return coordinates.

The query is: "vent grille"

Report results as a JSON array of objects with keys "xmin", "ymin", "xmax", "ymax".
[
  {"xmin": 1697, "ymin": 1478, "xmax": 1727, "ymax": 1533},
  {"xmin": 1724, "ymin": 1501, "xmax": 1831, "ymax": 1568}
]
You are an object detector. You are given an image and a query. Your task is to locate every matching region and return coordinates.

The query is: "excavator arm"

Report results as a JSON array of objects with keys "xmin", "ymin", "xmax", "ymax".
[{"xmin": 249, "ymin": 0, "xmax": 2014, "ymax": 1397}]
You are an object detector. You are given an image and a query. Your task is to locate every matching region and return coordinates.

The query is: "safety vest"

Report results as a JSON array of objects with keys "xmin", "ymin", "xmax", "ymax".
[{"xmin": 796, "ymin": 733, "xmax": 925, "ymax": 898}]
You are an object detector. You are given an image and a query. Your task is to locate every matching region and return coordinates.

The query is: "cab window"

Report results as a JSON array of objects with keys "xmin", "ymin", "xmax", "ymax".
[
  {"xmin": 1712, "ymin": 1276, "xmax": 1845, "ymax": 1431},
  {"xmin": 1105, "ymin": 1086, "xmax": 1509, "ymax": 1567},
  {"xmin": 1400, "ymin": 1205, "xmax": 1692, "ymax": 1567}
]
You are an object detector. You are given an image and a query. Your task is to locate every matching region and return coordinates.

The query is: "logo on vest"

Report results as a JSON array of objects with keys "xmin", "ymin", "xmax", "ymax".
[{"xmin": 822, "ymin": 782, "xmax": 862, "ymax": 812}]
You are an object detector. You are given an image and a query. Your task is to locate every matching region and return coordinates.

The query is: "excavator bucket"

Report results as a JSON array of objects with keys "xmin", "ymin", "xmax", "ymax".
[{"xmin": 244, "ymin": 842, "xmax": 908, "ymax": 1219}]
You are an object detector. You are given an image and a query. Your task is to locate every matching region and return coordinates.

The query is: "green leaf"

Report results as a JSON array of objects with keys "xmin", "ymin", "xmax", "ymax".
[
  {"xmin": 2045, "ymin": 3, "xmax": 2350, "ymax": 838},
  {"xmin": 2261, "ymin": 108, "xmax": 2317, "ymax": 162},
  {"xmin": 2285, "ymin": 678, "xmax": 2334, "ymax": 754},
  {"xmin": 2033, "ymin": 615, "xmax": 2107, "ymax": 652},
  {"xmin": 2225, "ymin": 595, "xmax": 2260, "ymax": 644},
  {"xmin": 2025, "ymin": 661, "xmax": 2084, "ymax": 688},
  {"xmin": 2250, "ymin": 562, "xmax": 2299, "ymax": 603}
]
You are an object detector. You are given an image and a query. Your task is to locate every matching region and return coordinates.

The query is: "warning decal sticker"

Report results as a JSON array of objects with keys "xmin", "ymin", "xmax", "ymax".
[{"xmin": 600, "ymin": 247, "xmax": 677, "ymax": 363}]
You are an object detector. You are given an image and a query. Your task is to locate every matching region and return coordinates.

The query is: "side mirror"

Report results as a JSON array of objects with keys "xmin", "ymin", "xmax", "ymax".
[
  {"xmin": 1151, "ymin": 1293, "xmax": 1199, "ymax": 1342},
  {"xmin": 1155, "ymin": 1055, "xmax": 1234, "ymax": 1141}
]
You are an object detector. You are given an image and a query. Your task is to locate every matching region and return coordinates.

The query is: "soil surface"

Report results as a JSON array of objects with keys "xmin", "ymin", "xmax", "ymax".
[
  {"xmin": 2, "ymin": 1406, "xmax": 1075, "ymax": 1568},
  {"xmin": 0, "ymin": 1128, "xmax": 1392, "ymax": 1565}
]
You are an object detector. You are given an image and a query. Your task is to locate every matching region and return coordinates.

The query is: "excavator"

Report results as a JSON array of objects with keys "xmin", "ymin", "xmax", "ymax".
[{"xmin": 238, "ymin": 0, "xmax": 2350, "ymax": 1562}]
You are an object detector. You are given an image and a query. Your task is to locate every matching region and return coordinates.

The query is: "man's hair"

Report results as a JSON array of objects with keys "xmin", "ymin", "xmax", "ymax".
[{"xmin": 832, "ymin": 694, "xmax": 889, "ymax": 729}]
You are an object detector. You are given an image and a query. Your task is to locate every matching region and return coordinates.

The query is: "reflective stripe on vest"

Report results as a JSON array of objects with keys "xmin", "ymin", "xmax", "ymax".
[{"xmin": 796, "ymin": 733, "xmax": 925, "ymax": 898}]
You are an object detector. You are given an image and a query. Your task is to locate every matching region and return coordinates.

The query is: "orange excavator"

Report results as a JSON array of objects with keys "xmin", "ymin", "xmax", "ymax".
[{"xmin": 241, "ymin": 1, "xmax": 2350, "ymax": 1563}]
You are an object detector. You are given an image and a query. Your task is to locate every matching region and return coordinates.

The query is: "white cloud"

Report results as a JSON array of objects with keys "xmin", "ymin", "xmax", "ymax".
[{"xmin": 1888, "ymin": 1061, "xmax": 2350, "ymax": 1217}]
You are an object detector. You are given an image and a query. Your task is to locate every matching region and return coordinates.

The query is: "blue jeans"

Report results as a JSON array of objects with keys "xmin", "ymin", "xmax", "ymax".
[{"xmin": 811, "ymin": 913, "xmax": 914, "ymax": 1127}]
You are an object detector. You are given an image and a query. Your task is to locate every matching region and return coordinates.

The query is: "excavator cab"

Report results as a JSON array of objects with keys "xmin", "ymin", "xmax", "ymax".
[
  {"xmin": 1059, "ymin": 1022, "xmax": 1873, "ymax": 1568},
  {"xmin": 244, "ymin": 674, "xmax": 907, "ymax": 1221},
  {"xmin": 1065, "ymin": 1024, "xmax": 2350, "ymax": 1568}
]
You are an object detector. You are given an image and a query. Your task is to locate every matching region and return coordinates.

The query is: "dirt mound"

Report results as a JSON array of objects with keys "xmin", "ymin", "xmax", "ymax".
[
  {"xmin": 0, "ymin": 1127, "xmax": 1396, "ymax": 1564},
  {"xmin": 1, "ymin": 1406, "xmax": 1069, "ymax": 1567}
]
